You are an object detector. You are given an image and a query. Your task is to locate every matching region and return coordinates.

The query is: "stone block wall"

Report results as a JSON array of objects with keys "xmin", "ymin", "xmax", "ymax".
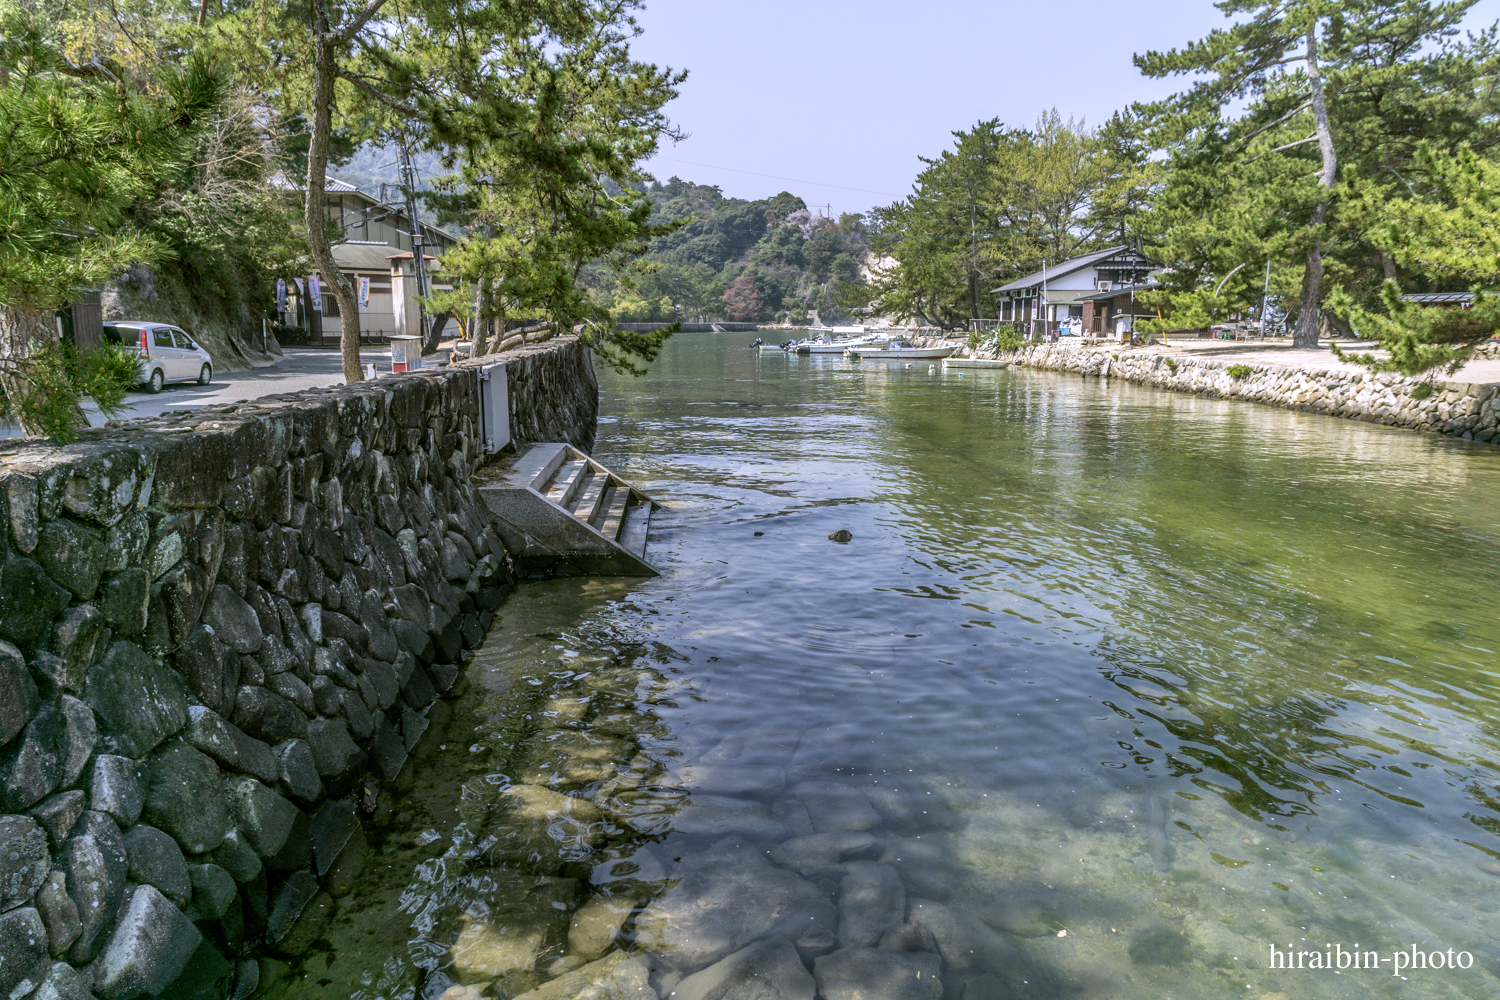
[
  {"xmin": 504, "ymin": 335, "xmax": 600, "ymax": 453},
  {"xmin": 0, "ymin": 338, "xmax": 598, "ymax": 999},
  {"xmin": 985, "ymin": 344, "xmax": 1500, "ymax": 444}
]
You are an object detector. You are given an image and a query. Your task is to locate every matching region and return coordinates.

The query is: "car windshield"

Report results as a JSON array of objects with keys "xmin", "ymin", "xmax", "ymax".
[{"xmin": 101, "ymin": 325, "xmax": 130, "ymax": 346}]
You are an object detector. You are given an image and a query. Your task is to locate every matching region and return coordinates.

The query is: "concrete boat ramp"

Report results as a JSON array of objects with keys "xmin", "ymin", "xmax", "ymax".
[{"xmin": 474, "ymin": 442, "xmax": 660, "ymax": 576}]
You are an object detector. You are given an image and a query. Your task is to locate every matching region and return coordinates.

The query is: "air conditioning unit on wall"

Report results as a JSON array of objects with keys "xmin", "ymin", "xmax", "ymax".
[{"xmin": 1097, "ymin": 281, "xmax": 1113, "ymax": 292}]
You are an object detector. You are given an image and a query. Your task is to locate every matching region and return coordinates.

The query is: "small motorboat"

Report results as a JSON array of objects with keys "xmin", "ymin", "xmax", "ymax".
[
  {"xmin": 800, "ymin": 334, "xmax": 889, "ymax": 354},
  {"xmin": 847, "ymin": 339, "xmax": 958, "ymax": 360},
  {"xmin": 758, "ymin": 340, "xmax": 794, "ymax": 352}
]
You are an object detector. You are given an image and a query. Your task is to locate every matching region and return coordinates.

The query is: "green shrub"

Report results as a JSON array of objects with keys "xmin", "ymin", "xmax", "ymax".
[
  {"xmin": 1410, "ymin": 382, "xmax": 1436, "ymax": 400},
  {"xmin": 997, "ymin": 327, "xmax": 1023, "ymax": 352},
  {"xmin": 1164, "ymin": 357, "xmax": 1179, "ymax": 372},
  {"xmin": 1226, "ymin": 364, "xmax": 1252, "ymax": 378}
]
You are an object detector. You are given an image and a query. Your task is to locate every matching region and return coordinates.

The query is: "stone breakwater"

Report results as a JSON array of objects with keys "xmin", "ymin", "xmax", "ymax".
[
  {"xmin": 988, "ymin": 343, "xmax": 1500, "ymax": 443},
  {"xmin": 0, "ymin": 338, "xmax": 596, "ymax": 1000}
]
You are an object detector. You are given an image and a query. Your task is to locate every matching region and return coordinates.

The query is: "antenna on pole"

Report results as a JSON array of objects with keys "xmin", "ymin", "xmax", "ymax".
[{"xmin": 396, "ymin": 132, "xmax": 431, "ymax": 351}]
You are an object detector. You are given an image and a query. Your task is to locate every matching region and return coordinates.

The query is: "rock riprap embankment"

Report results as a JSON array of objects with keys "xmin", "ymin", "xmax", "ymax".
[
  {"xmin": 0, "ymin": 339, "xmax": 598, "ymax": 999},
  {"xmin": 415, "ymin": 659, "xmax": 1048, "ymax": 1000},
  {"xmin": 960, "ymin": 341, "xmax": 1500, "ymax": 443}
]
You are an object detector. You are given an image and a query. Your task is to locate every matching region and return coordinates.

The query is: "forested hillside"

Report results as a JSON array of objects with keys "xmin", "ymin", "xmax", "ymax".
[{"xmin": 593, "ymin": 178, "xmax": 871, "ymax": 325}]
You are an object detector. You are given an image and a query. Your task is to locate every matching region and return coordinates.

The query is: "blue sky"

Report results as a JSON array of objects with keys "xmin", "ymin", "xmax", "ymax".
[{"xmin": 630, "ymin": 0, "xmax": 1500, "ymax": 216}]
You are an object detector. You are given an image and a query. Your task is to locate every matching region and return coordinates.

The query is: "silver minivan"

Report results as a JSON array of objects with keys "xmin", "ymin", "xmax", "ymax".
[{"xmin": 101, "ymin": 321, "xmax": 214, "ymax": 394}]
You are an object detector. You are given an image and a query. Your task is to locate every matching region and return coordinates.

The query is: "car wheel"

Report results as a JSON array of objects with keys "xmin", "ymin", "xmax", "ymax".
[
  {"xmin": 198, "ymin": 364, "xmax": 212, "ymax": 385},
  {"xmin": 148, "ymin": 369, "xmax": 164, "ymax": 394}
]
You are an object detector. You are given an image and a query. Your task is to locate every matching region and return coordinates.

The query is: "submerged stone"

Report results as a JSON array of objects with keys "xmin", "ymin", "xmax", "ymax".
[
  {"xmin": 813, "ymin": 947, "xmax": 942, "ymax": 1000},
  {"xmin": 674, "ymin": 936, "xmax": 815, "ymax": 1000},
  {"xmin": 632, "ymin": 843, "xmax": 839, "ymax": 971},
  {"xmin": 516, "ymin": 729, "xmax": 635, "ymax": 790},
  {"xmin": 769, "ymin": 832, "xmax": 881, "ymax": 875},
  {"xmin": 792, "ymin": 780, "xmax": 882, "ymax": 834},
  {"xmin": 480, "ymin": 784, "xmax": 604, "ymax": 869},
  {"xmin": 837, "ymin": 863, "xmax": 906, "ymax": 948},
  {"xmin": 668, "ymin": 794, "xmax": 786, "ymax": 841},
  {"xmin": 448, "ymin": 874, "xmax": 579, "ymax": 980},
  {"xmin": 567, "ymin": 894, "xmax": 636, "ymax": 961},
  {"xmin": 508, "ymin": 950, "xmax": 654, "ymax": 1000},
  {"xmin": 671, "ymin": 763, "xmax": 787, "ymax": 799}
]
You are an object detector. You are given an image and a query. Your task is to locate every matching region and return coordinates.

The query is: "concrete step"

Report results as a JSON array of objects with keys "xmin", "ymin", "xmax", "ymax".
[{"xmin": 471, "ymin": 443, "xmax": 660, "ymax": 576}]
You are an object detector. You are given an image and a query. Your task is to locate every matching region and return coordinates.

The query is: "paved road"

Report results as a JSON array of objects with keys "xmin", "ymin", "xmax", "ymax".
[
  {"xmin": 85, "ymin": 346, "xmax": 403, "ymax": 426},
  {"xmin": 0, "ymin": 347, "xmax": 433, "ymax": 438}
]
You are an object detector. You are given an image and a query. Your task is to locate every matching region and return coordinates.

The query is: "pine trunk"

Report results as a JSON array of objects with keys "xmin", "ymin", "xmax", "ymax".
[
  {"xmin": 306, "ymin": 29, "xmax": 363, "ymax": 384},
  {"xmin": 1294, "ymin": 23, "xmax": 1338, "ymax": 349},
  {"xmin": 472, "ymin": 280, "xmax": 489, "ymax": 357}
]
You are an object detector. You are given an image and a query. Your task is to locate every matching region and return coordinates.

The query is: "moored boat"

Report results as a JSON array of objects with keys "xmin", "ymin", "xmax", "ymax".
[
  {"xmin": 847, "ymin": 339, "xmax": 958, "ymax": 360},
  {"xmin": 797, "ymin": 333, "xmax": 889, "ymax": 354}
]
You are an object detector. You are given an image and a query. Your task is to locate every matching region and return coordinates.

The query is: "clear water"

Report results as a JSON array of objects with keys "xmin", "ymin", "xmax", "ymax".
[{"xmin": 265, "ymin": 332, "xmax": 1500, "ymax": 1000}]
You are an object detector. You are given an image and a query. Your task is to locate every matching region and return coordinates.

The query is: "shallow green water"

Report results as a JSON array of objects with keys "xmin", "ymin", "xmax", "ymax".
[{"xmin": 267, "ymin": 333, "xmax": 1500, "ymax": 1000}]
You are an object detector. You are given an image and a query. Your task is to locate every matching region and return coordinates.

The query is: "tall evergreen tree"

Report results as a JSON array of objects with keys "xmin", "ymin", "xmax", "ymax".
[
  {"xmin": 0, "ymin": 1, "xmax": 219, "ymax": 438},
  {"xmin": 1136, "ymin": 0, "xmax": 1499, "ymax": 346}
]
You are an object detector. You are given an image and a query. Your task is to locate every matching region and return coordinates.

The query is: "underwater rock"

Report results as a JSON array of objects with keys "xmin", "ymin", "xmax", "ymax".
[
  {"xmin": 673, "ymin": 936, "xmax": 814, "ymax": 1000},
  {"xmin": 837, "ymin": 863, "xmax": 906, "ymax": 948},
  {"xmin": 877, "ymin": 839, "xmax": 957, "ymax": 900},
  {"xmin": 671, "ymin": 763, "xmax": 787, "ymax": 799},
  {"xmin": 516, "ymin": 730, "xmax": 635, "ymax": 790},
  {"xmin": 589, "ymin": 845, "xmax": 668, "ymax": 888},
  {"xmin": 633, "ymin": 842, "xmax": 839, "ymax": 971},
  {"xmin": 669, "ymin": 795, "xmax": 786, "ymax": 841},
  {"xmin": 509, "ymin": 950, "xmax": 655, "ymax": 1000},
  {"xmin": 480, "ymin": 785, "xmax": 605, "ymax": 868},
  {"xmin": 792, "ymin": 781, "xmax": 881, "ymax": 834},
  {"xmin": 700, "ymin": 723, "xmax": 802, "ymax": 768},
  {"xmin": 877, "ymin": 920, "xmax": 939, "ymax": 955},
  {"xmin": 907, "ymin": 900, "xmax": 1023, "ymax": 977},
  {"xmin": 568, "ymin": 894, "xmax": 637, "ymax": 961},
  {"xmin": 769, "ymin": 832, "xmax": 880, "ymax": 876},
  {"xmin": 813, "ymin": 947, "xmax": 941, "ymax": 1000},
  {"xmin": 449, "ymin": 874, "xmax": 580, "ymax": 980}
]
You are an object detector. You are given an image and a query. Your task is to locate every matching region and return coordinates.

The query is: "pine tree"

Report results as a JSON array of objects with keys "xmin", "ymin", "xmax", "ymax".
[
  {"xmin": 1136, "ymin": 0, "xmax": 1497, "ymax": 346},
  {"xmin": 0, "ymin": 1, "xmax": 219, "ymax": 439}
]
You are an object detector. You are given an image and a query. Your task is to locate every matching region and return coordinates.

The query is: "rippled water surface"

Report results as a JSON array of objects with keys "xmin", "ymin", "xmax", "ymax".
[{"xmin": 267, "ymin": 333, "xmax": 1500, "ymax": 1000}]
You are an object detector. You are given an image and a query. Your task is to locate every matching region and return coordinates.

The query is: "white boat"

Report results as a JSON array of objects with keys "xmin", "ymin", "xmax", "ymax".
[
  {"xmin": 943, "ymin": 357, "xmax": 1010, "ymax": 369},
  {"xmin": 796, "ymin": 333, "xmax": 889, "ymax": 354},
  {"xmin": 847, "ymin": 339, "xmax": 958, "ymax": 360}
]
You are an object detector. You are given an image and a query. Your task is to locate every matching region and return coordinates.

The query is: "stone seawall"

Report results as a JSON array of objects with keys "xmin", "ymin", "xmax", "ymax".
[
  {"xmin": 0, "ymin": 338, "xmax": 597, "ymax": 999},
  {"xmin": 992, "ymin": 344, "xmax": 1500, "ymax": 444}
]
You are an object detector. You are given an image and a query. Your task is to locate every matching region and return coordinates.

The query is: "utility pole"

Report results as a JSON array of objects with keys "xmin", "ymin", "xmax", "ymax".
[
  {"xmin": 396, "ymin": 133, "xmax": 432, "ymax": 353},
  {"xmin": 1259, "ymin": 259, "xmax": 1272, "ymax": 341},
  {"xmin": 969, "ymin": 203, "xmax": 982, "ymax": 324}
]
